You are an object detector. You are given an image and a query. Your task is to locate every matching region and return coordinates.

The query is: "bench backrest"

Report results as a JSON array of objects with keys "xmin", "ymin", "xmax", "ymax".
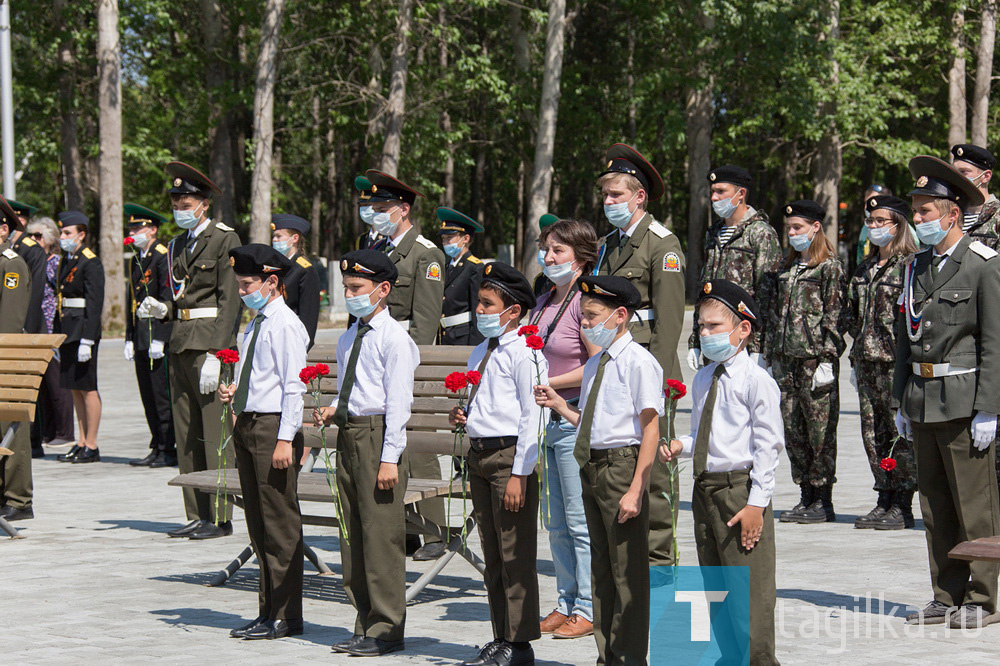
[{"xmin": 0, "ymin": 333, "xmax": 66, "ymax": 422}]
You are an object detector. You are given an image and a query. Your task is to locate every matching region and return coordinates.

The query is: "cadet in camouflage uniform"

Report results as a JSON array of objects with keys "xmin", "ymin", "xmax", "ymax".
[
  {"xmin": 688, "ymin": 165, "xmax": 780, "ymax": 367},
  {"xmin": 847, "ymin": 195, "xmax": 918, "ymax": 530},
  {"xmin": 594, "ymin": 144, "xmax": 685, "ymax": 568},
  {"xmin": 765, "ymin": 200, "xmax": 846, "ymax": 525}
]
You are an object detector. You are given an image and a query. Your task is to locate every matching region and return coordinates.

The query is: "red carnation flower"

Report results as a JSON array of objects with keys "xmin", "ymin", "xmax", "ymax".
[
  {"xmin": 518, "ymin": 325, "xmax": 539, "ymax": 337},
  {"xmin": 299, "ymin": 366, "xmax": 318, "ymax": 384},
  {"xmin": 123, "ymin": 237, "xmax": 135, "ymax": 246},
  {"xmin": 466, "ymin": 370, "xmax": 482, "ymax": 385},
  {"xmin": 314, "ymin": 363, "xmax": 330, "ymax": 376},
  {"xmin": 525, "ymin": 335, "xmax": 545, "ymax": 350},
  {"xmin": 666, "ymin": 379, "xmax": 687, "ymax": 400},
  {"xmin": 444, "ymin": 371, "xmax": 469, "ymax": 393},
  {"xmin": 215, "ymin": 349, "xmax": 240, "ymax": 364},
  {"xmin": 880, "ymin": 457, "xmax": 897, "ymax": 472}
]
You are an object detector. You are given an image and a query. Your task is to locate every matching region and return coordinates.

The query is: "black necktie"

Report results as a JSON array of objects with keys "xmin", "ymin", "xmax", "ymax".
[
  {"xmin": 574, "ymin": 351, "xmax": 611, "ymax": 467},
  {"xmin": 693, "ymin": 363, "xmax": 727, "ymax": 477},
  {"xmin": 333, "ymin": 323, "xmax": 373, "ymax": 428},
  {"xmin": 233, "ymin": 314, "xmax": 265, "ymax": 415},
  {"xmin": 467, "ymin": 337, "xmax": 501, "ymax": 408},
  {"xmin": 932, "ymin": 254, "xmax": 945, "ymax": 271}
]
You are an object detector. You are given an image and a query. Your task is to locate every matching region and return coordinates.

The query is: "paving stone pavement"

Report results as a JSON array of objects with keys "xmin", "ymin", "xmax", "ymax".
[{"xmin": 4, "ymin": 315, "xmax": 999, "ymax": 664}]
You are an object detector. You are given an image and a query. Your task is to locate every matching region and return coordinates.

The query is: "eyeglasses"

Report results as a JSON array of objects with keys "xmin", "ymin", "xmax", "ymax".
[
  {"xmin": 29, "ymin": 233, "xmax": 43, "ymax": 239},
  {"xmin": 864, "ymin": 216, "xmax": 896, "ymax": 228}
]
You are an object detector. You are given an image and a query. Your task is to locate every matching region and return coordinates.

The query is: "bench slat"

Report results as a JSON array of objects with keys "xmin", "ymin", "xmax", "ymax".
[
  {"xmin": 0, "ymin": 404, "xmax": 34, "ymax": 422},
  {"xmin": 0, "ymin": 388, "xmax": 37, "ymax": 402},
  {"xmin": 0, "ymin": 374, "xmax": 43, "ymax": 389},
  {"xmin": 0, "ymin": 333, "xmax": 67, "ymax": 348},
  {"xmin": 0, "ymin": 360, "xmax": 49, "ymax": 375},
  {"xmin": 0, "ymin": 348, "xmax": 55, "ymax": 362},
  {"xmin": 308, "ymin": 344, "xmax": 474, "ymax": 365}
]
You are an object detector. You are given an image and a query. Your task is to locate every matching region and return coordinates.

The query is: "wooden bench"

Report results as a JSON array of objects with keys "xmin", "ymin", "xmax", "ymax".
[
  {"xmin": 949, "ymin": 536, "xmax": 1000, "ymax": 564},
  {"xmin": 0, "ymin": 333, "xmax": 66, "ymax": 538},
  {"xmin": 168, "ymin": 343, "xmax": 484, "ymax": 601}
]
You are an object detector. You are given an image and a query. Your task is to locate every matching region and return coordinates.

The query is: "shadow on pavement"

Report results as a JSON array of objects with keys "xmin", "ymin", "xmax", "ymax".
[{"xmin": 778, "ymin": 588, "xmax": 913, "ymax": 616}]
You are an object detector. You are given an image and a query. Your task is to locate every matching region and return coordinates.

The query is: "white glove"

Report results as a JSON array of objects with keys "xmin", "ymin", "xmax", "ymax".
[
  {"xmin": 687, "ymin": 348, "xmax": 702, "ymax": 371},
  {"xmin": 971, "ymin": 412, "xmax": 998, "ymax": 451},
  {"xmin": 78, "ymin": 339, "xmax": 93, "ymax": 363},
  {"xmin": 137, "ymin": 296, "xmax": 168, "ymax": 320},
  {"xmin": 149, "ymin": 339, "xmax": 165, "ymax": 360},
  {"xmin": 895, "ymin": 410, "xmax": 912, "ymax": 441},
  {"xmin": 811, "ymin": 362, "xmax": 835, "ymax": 390},
  {"xmin": 123, "ymin": 341, "xmax": 135, "ymax": 361},
  {"xmin": 849, "ymin": 369, "xmax": 858, "ymax": 390},
  {"xmin": 199, "ymin": 353, "xmax": 221, "ymax": 394}
]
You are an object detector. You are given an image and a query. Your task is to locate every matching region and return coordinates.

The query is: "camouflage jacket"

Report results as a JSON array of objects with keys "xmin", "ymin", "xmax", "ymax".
[
  {"xmin": 690, "ymin": 208, "xmax": 781, "ymax": 352},
  {"xmin": 765, "ymin": 257, "xmax": 847, "ymax": 363},
  {"xmin": 967, "ymin": 196, "xmax": 1000, "ymax": 250},
  {"xmin": 847, "ymin": 252, "xmax": 905, "ymax": 364}
]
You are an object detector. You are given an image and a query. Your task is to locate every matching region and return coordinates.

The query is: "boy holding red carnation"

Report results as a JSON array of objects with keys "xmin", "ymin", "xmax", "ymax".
[{"xmin": 449, "ymin": 261, "xmax": 548, "ymax": 666}]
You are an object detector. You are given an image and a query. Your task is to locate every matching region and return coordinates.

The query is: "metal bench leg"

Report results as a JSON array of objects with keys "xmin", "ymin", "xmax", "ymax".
[
  {"xmin": 406, "ymin": 548, "xmax": 460, "ymax": 602},
  {"xmin": 453, "ymin": 516, "xmax": 486, "ymax": 573},
  {"xmin": 206, "ymin": 544, "xmax": 254, "ymax": 587},
  {"xmin": 402, "ymin": 510, "xmax": 485, "ymax": 601},
  {"xmin": 0, "ymin": 515, "xmax": 22, "ymax": 539},
  {"xmin": 304, "ymin": 543, "xmax": 334, "ymax": 575}
]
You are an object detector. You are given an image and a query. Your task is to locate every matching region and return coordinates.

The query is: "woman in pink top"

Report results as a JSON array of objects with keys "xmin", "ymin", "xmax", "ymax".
[{"xmin": 531, "ymin": 219, "xmax": 601, "ymax": 639}]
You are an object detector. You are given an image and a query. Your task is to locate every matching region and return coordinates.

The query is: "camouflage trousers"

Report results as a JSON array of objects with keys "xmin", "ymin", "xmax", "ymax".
[
  {"xmin": 855, "ymin": 359, "xmax": 917, "ymax": 492},
  {"xmin": 772, "ymin": 356, "xmax": 839, "ymax": 486}
]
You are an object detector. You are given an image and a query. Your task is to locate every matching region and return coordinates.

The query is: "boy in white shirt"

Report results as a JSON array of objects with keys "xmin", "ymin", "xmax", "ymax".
[{"xmin": 660, "ymin": 279, "xmax": 783, "ymax": 665}]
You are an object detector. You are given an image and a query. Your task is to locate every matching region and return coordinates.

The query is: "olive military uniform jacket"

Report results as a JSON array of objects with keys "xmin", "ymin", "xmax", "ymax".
[
  {"xmin": 164, "ymin": 220, "xmax": 241, "ymax": 353},
  {"xmin": 56, "ymin": 246, "xmax": 105, "ymax": 343},
  {"xmin": 764, "ymin": 257, "xmax": 846, "ymax": 363},
  {"xmin": 12, "ymin": 233, "xmax": 47, "ymax": 334},
  {"xmin": 967, "ymin": 195, "xmax": 1000, "ymax": 250},
  {"xmin": 847, "ymin": 253, "xmax": 905, "ymax": 365},
  {"xmin": 284, "ymin": 251, "xmax": 321, "ymax": 348},
  {"xmin": 893, "ymin": 237, "xmax": 1000, "ymax": 423},
  {"xmin": 596, "ymin": 211, "xmax": 685, "ymax": 381},
  {"xmin": 125, "ymin": 240, "xmax": 173, "ymax": 350},
  {"xmin": 441, "ymin": 251, "xmax": 485, "ymax": 346},
  {"xmin": 0, "ymin": 242, "xmax": 30, "ymax": 333},
  {"xmin": 387, "ymin": 227, "xmax": 445, "ymax": 346},
  {"xmin": 689, "ymin": 209, "xmax": 781, "ymax": 352}
]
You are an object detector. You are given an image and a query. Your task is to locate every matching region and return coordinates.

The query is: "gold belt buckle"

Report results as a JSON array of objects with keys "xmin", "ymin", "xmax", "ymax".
[
  {"xmin": 920, "ymin": 363, "xmax": 934, "ymax": 378},
  {"xmin": 179, "ymin": 308, "xmax": 190, "ymax": 321}
]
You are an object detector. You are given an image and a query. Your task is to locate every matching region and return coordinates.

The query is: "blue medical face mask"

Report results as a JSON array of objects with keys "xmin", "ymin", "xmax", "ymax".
[
  {"xmin": 59, "ymin": 237, "xmax": 78, "ymax": 253},
  {"xmin": 537, "ymin": 249, "xmax": 546, "ymax": 267},
  {"xmin": 915, "ymin": 216, "xmax": 951, "ymax": 246},
  {"xmin": 346, "ymin": 287, "xmax": 382, "ymax": 318},
  {"xmin": 241, "ymin": 280, "xmax": 273, "ymax": 310},
  {"xmin": 712, "ymin": 191, "xmax": 742, "ymax": 219},
  {"xmin": 476, "ymin": 305, "xmax": 514, "ymax": 339},
  {"xmin": 131, "ymin": 231, "xmax": 151, "ymax": 249},
  {"xmin": 543, "ymin": 259, "xmax": 578, "ymax": 286},
  {"xmin": 788, "ymin": 231, "xmax": 813, "ymax": 252},
  {"xmin": 868, "ymin": 225, "xmax": 896, "ymax": 247},
  {"xmin": 700, "ymin": 328, "xmax": 739, "ymax": 362},
  {"xmin": 359, "ymin": 205, "xmax": 376, "ymax": 226},
  {"xmin": 603, "ymin": 192, "xmax": 638, "ymax": 228},
  {"xmin": 443, "ymin": 241, "xmax": 463, "ymax": 258},
  {"xmin": 173, "ymin": 204, "xmax": 204, "ymax": 230},
  {"xmin": 272, "ymin": 240, "xmax": 292, "ymax": 255},
  {"xmin": 372, "ymin": 209, "xmax": 399, "ymax": 237},
  {"xmin": 581, "ymin": 312, "xmax": 618, "ymax": 348}
]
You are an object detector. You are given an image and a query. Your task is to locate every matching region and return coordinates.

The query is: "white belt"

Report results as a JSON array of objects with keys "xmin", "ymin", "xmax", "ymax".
[
  {"xmin": 912, "ymin": 362, "xmax": 977, "ymax": 379},
  {"xmin": 631, "ymin": 308, "xmax": 655, "ymax": 323},
  {"xmin": 397, "ymin": 320, "xmax": 411, "ymax": 331},
  {"xmin": 441, "ymin": 312, "xmax": 471, "ymax": 328},
  {"xmin": 62, "ymin": 298, "xmax": 86, "ymax": 308},
  {"xmin": 179, "ymin": 307, "xmax": 218, "ymax": 321}
]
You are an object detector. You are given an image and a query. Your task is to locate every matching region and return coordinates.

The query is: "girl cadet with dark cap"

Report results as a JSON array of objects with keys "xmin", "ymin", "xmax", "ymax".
[
  {"xmin": 270, "ymin": 214, "xmax": 321, "ymax": 348},
  {"xmin": 847, "ymin": 195, "xmax": 918, "ymax": 530},
  {"xmin": 765, "ymin": 200, "xmax": 846, "ymax": 524},
  {"xmin": 54, "ymin": 210, "xmax": 105, "ymax": 464}
]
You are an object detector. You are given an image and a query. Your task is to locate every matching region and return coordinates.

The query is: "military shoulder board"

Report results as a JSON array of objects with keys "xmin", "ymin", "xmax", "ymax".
[
  {"xmin": 2, "ymin": 248, "xmax": 17, "ymax": 259},
  {"xmin": 969, "ymin": 240, "xmax": 998, "ymax": 260},
  {"xmin": 215, "ymin": 221, "xmax": 235, "ymax": 232},
  {"xmin": 155, "ymin": 244, "xmax": 168, "ymax": 255},
  {"xmin": 648, "ymin": 221, "xmax": 672, "ymax": 239},
  {"xmin": 415, "ymin": 235, "xmax": 437, "ymax": 250},
  {"xmin": 82, "ymin": 248, "xmax": 97, "ymax": 259},
  {"xmin": 296, "ymin": 256, "xmax": 312, "ymax": 268},
  {"xmin": 467, "ymin": 255, "xmax": 482, "ymax": 264},
  {"xmin": 22, "ymin": 237, "xmax": 36, "ymax": 247}
]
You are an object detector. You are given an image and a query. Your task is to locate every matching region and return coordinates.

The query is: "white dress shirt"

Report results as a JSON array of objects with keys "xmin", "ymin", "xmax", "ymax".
[
  {"xmin": 931, "ymin": 236, "xmax": 959, "ymax": 271},
  {"xmin": 186, "ymin": 217, "xmax": 213, "ymax": 252},
  {"xmin": 334, "ymin": 307, "xmax": 419, "ymax": 463},
  {"xmin": 678, "ymin": 349, "xmax": 785, "ymax": 508},
  {"xmin": 465, "ymin": 329, "xmax": 549, "ymax": 476},
  {"xmin": 234, "ymin": 295, "xmax": 309, "ymax": 441},
  {"xmin": 578, "ymin": 331, "xmax": 664, "ymax": 450}
]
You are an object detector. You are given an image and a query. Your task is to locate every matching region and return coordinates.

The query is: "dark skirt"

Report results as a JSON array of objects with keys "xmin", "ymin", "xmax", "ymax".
[{"xmin": 59, "ymin": 342, "xmax": 99, "ymax": 391}]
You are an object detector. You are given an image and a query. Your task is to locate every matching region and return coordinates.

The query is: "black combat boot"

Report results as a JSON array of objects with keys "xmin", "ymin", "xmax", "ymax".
[
  {"xmin": 855, "ymin": 490, "xmax": 892, "ymax": 529},
  {"xmin": 797, "ymin": 484, "xmax": 835, "ymax": 524},
  {"xmin": 875, "ymin": 490, "xmax": 915, "ymax": 530},
  {"xmin": 780, "ymin": 483, "xmax": 815, "ymax": 523}
]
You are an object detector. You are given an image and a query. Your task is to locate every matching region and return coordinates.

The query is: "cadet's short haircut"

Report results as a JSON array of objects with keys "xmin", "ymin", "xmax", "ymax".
[
  {"xmin": 597, "ymin": 173, "xmax": 648, "ymax": 211},
  {"xmin": 697, "ymin": 297, "xmax": 742, "ymax": 329},
  {"xmin": 480, "ymin": 281, "xmax": 525, "ymax": 313},
  {"xmin": 931, "ymin": 198, "xmax": 960, "ymax": 218},
  {"xmin": 539, "ymin": 219, "xmax": 599, "ymax": 274}
]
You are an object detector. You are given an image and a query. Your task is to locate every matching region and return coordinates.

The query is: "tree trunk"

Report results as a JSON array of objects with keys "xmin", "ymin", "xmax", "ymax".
[
  {"xmin": 248, "ymin": 0, "xmax": 285, "ymax": 244},
  {"xmin": 439, "ymin": 6, "xmax": 454, "ymax": 207},
  {"xmin": 55, "ymin": 0, "xmax": 83, "ymax": 210},
  {"xmin": 202, "ymin": 0, "xmax": 236, "ymax": 225},
  {"xmin": 948, "ymin": 5, "xmax": 968, "ymax": 148},
  {"xmin": 813, "ymin": 1, "xmax": 842, "ymax": 248},
  {"xmin": 96, "ymin": 0, "xmax": 124, "ymax": 330},
  {"xmin": 972, "ymin": 0, "xmax": 996, "ymax": 146},
  {"xmin": 310, "ymin": 94, "xmax": 322, "ymax": 253},
  {"xmin": 380, "ymin": 0, "xmax": 413, "ymax": 175},
  {"xmin": 683, "ymin": 6, "xmax": 714, "ymax": 300},
  {"xmin": 522, "ymin": 0, "xmax": 566, "ymax": 276}
]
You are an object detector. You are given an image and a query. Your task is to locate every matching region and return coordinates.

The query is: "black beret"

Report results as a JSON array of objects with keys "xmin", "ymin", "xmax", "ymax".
[
  {"xmin": 124, "ymin": 202, "xmax": 167, "ymax": 227},
  {"xmin": 271, "ymin": 214, "xmax": 310, "ymax": 236},
  {"xmin": 0, "ymin": 195, "xmax": 23, "ymax": 231},
  {"xmin": 57, "ymin": 210, "xmax": 89, "ymax": 230},
  {"xmin": 481, "ymin": 261, "xmax": 536, "ymax": 311},
  {"xmin": 364, "ymin": 170, "xmax": 425, "ymax": 205},
  {"xmin": 952, "ymin": 144, "xmax": 995, "ymax": 171},
  {"xmin": 598, "ymin": 144, "xmax": 665, "ymax": 201},
  {"xmin": 783, "ymin": 200, "xmax": 825, "ymax": 223},
  {"xmin": 340, "ymin": 249, "xmax": 399, "ymax": 284},
  {"xmin": 579, "ymin": 275, "xmax": 641, "ymax": 311},
  {"xmin": 228, "ymin": 243, "xmax": 292, "ymax": 278},
  {"xmin": 697, "ymin": 279, "xmax": 760, "ymax": 332},
  {"xmin": 909, "ymin": 155, "xmax": 985, "ymax": 210},
  {"xmin": 436, "ymin": 206, "xmax": 484, "ymax": 235},
  {"xmin": 865, "ymin": 195, "xmax": 910, "ymax": 219},
  {"xmin": 708, "ymin": 165, "xmax": 752, "ymax": 190},
  {"xmin": 165, "ymin": 161, "xmax": 221, "ymax": 197}
]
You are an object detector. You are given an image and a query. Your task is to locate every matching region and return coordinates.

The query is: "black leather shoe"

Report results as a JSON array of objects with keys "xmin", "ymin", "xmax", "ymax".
[
  {"xmin": 129, "ymin": 451, "xmax": 159, "ymax": 467},
  {"xmin": 150, "ymin": 452, "xmax": 178, "ymax": 468},
  {"xmin": 188, "ymin": 521, "xmax": 233, "ymax": 540},
  {"xmin": 230, "ymin": 616, "xmax": 266, "ymax": 638},
  {"xmin": 406, "ymin": 534, "xmax": 421, "ymax": 556},
  {"xmin": 489, "ymin": 642, "xmax": 534, "ymax": 666},
  {"xmin": 331, "ymin": 634, "xmax": 364, "ymax": 653},
  {"xmin": 243, "ymin": 618, "xmax": 303, "ymax": 640},
  {"xmin": 57, "ymin": 444, "xmax": 82, "ymax": 462},
  {"xmin": 72, "ymin": 447, "xmax": 101, "ymax": 463},
  {"xmin": 343, "ymin": 637, "xmax": 405, "ymax": 657},
  {"xmin": 168, "ymin": 519, "xmax": 205, "ymax": 538},
  {"xmin": 413, "ymin": 541, "xmax": 447, "ymax": 561},
  {"xmin": 462, "ymin": 639, "xmax": 504, "ymax": 665},
  {"xmin": 0, "ymin": 505, "xmax": 33, "ymax": 521}
]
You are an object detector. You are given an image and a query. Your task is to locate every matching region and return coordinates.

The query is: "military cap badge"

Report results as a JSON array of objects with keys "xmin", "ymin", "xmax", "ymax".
[
  {"xmin": 709, "ymin": 172, "xmax": 717, "ymax": 181},
  {"xmin": 353, "ymin": 262, "xmax": 374, "ymax": 274},
  {"xmin": 341, "ymin": 259, "xmax": 348, "ymax": 271},
  {"xmin": 738, "ymin": 301, "xmax": 757, "ymax": 319},
  {"xmin": 785, "ymin": 206, "xmax": 793, "ymax": 214},
  {"xmin": 703, "ymin": 282, "xmax": 712, "ymax": 294},
  {"xmin": 581, "ymin": 282, "xmax": 589, "ymax": 293},
  {"xmin": 916, "ymin": 176, "xmax": 928, "ymax": 187},
  {"xmin": 957, "ymin": 147, "xmax": 964, "ymax": 156},
  {"xmin": 229, "ymin": 257, "xmax": 235, "ymax": 266},
  {"xmin": 174, "ymin": 178, "xmax": 183, "ymax": 187},
  {"xmin": 485, "ymin": 264, "xmax": 492, "ymax": 276}
]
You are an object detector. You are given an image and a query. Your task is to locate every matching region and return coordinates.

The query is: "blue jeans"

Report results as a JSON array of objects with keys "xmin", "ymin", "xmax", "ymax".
[{"xmin": 542, "ymin": 418, "xmax": 593, "ymax": 621}]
